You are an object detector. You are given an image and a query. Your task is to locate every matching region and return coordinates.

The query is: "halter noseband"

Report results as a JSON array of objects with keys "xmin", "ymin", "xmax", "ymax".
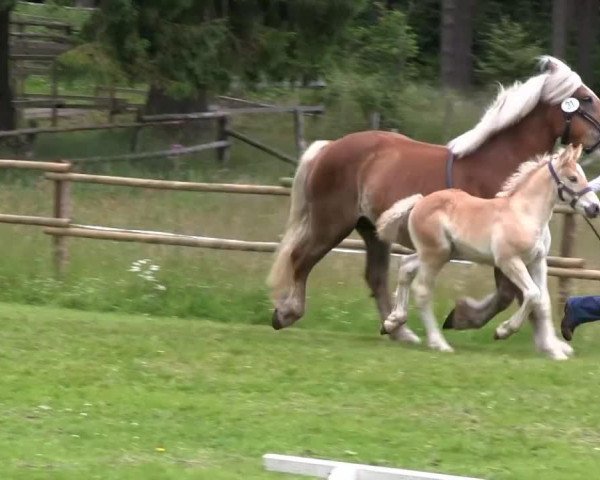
[
  {"xmin": 560, "ymin": 97, "xmax": 600, "ymax": 154},
  {"xmin": 547, "ymin": 160, "xmax": 592, "ymax": 209}
]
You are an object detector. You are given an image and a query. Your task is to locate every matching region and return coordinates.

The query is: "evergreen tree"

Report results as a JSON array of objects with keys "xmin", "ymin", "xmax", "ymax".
[
  {"xmin": 0, "ymin": 0, "xmax": 15, "ymax": 130},
  {"xmin": 475, "ymin": 16, "xmax": 543, "ymax": 85},
  {"xmin": 87, "ymin": 0, "xmax": 364, "ymax": 113}
]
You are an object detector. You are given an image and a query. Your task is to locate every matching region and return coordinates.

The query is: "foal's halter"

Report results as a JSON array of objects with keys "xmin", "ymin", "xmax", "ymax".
[
  {"xmin": 560, "ymin": 97, "xmax": 600, "ymax": 154},
  {"xmin": 547, "ymin": 160, "xmax": 592, "ymax": 209}
]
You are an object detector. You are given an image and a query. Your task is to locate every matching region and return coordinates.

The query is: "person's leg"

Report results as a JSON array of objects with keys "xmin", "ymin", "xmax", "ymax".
[{"xmin": 561, "ymin": 296, "xmax": 600, "ymax": 341}]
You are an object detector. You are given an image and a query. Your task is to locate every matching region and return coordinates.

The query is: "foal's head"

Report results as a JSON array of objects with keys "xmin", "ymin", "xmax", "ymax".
[
  {"xmin": 552, "ymin": 144, "xmax": 600, "ymax": 218},
  {"xmin": 542, "ymin": 58, "xmax": 600, "ymax": 154}
]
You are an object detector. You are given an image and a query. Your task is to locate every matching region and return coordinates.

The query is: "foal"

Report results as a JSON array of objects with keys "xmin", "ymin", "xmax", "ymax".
[{"xmin": 377, "ymin": 145, "xmax": 600, "ymax": 360}]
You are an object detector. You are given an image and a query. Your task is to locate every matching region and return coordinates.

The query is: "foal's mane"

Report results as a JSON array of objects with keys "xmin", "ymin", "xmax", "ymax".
[
  {"xmin": 496, "ymin": 152, "xmax": 554, "ymax": 197},
  {"xmin": 448, "ymin": 56, "xmax": 582, "ymax": 158}
]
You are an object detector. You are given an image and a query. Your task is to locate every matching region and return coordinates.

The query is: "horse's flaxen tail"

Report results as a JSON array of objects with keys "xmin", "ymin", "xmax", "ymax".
[
  {"xmin": 267, "ymin": 140, "xmax": 331, "ymax": 301},
  {"xmin": 376, "ymin": 194, "xmax": 423, "ymax": 243}
]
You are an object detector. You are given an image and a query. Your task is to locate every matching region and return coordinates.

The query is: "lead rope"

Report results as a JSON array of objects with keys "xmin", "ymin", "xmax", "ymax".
[{"xmin": 583, "ymin": 215, "xmax": 600, "ymax": 243}]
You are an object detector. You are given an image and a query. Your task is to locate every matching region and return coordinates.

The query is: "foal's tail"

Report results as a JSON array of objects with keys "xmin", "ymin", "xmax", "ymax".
[
  {"xmin": 376, "ymin": 194, "xmax": 423, "ymax": 243},
  {"xmin": 267, "ymin": 140, "xmax": 331, "ymax": 301}
]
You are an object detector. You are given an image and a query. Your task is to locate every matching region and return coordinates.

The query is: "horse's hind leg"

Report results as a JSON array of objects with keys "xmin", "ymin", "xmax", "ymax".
[
  {"xmin": 443, "ymin": 268, "xmax": 518, "ymax": 330},
  {"xmin": 272, "ymin": 225, "xmax": 354, "ymax": 330},
  {"xmin": 356, "ymin": 219, "xmax": 420, "ymax": 344}
]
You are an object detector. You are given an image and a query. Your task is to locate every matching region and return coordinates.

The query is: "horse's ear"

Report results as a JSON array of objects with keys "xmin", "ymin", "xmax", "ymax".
[
  {"xmin": 540, "ymin": 56, "xmax": 557, "ymax": 73},
  {"xmin": 558, "ymin": 144, "xmax": 574, "ymax": 165},
  {"xmin": 573, "ymin": 144, "xmax": 584, "ymax": 161}
]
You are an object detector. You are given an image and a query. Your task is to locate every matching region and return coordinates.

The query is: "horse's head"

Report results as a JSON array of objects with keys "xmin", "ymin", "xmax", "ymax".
[
  {"xmin": 542, "ymin": 57, "xmax": 600, "ymax": 154},
  {"xmin": 551, "ymin": 144, "xmax": 600, "ymax": 218}
]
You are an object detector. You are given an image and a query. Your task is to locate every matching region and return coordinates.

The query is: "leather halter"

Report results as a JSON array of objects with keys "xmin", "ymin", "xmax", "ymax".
[
  {"xmin": 560, "ymin": 97, "xmax": 600, "ymax": 154},
  {"xmin": 445, "ymin": 150, "xmax": 456, "ymax": 188},
  {"xmin": 547, "ymin": 160, "xmax": 592, "ymax": 209}
]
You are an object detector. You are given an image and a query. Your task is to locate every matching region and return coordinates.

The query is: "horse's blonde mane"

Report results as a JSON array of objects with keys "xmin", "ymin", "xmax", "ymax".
[
  {"xmin": 448, "ymin": 56, "xmax": 582, "ymax": 158},
  {"xmin": 496, "ymin": 152, "xmax": 555, "ymax": 197}
]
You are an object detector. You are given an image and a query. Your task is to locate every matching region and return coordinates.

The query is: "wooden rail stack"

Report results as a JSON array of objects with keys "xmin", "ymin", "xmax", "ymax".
[{"xmin": 0, "ymin": 160, "xmax": 597, "ymax": 303}]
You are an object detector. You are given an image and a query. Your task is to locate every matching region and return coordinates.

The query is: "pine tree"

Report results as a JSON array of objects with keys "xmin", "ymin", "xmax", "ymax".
[
  {"xmin": 0, "ymin": 0, "xmax": 15, "ymax": 130},
  {"xmin": 88, "ymin": 0, "xmax": 364, "ymax": 114},
  {"xmin": 475, "ymin": 16, "xmax": 543, "ymax": 85}
]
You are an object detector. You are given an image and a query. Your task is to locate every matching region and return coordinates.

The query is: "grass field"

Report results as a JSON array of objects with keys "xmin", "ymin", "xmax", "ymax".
[{"xmin": 1, "ymin": 302, "xmax": 600, "ymax": 479}]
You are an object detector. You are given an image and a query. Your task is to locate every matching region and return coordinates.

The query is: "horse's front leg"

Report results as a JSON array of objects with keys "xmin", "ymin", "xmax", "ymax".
[
  {"xmin": 528, "ymin": 258, "xmax": 574, "ymax": 359},
  {"xmin": 443, "ymin": 267, "xmax": 518, "ymax": 330},
  {"xmin": 494, "ymin": 258, "xmax": 569, "ymax": 360}
]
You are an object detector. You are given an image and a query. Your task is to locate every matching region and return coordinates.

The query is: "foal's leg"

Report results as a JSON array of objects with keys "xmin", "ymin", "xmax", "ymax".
[
  {"xmin": 412, "ymin": 258, "xmax": 453, "ymax": 352},
  {"xmin": 527, "ymin": 260, "xmax": 574, "ymax": 358},
  {"xmin": 494, "ymin": 258, "xmax": 568, "ymax": 360},
  {"xmin": 356, "ymin": 220, "xmax": 420, "ymax": 344},
  {"xmin": 383, "ymin": 253, "xmax": 420, "ymax": 338},
  {"xmin": 443, "ymin": 268, "xmax": 518, "ymax": 330}
]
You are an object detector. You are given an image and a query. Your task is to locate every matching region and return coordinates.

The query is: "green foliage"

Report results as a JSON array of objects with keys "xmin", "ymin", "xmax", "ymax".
[
  {"xmin": 0, "ymin": 0, "xmax": 15, "ymax": 11},
  {"xmin": 326, "ymin": 4, "xmax": 419, "ymax": 126},
  {"xmin": 57, "ymin": 42, "xmax": 127, "ymax": 85},
  {"xmin": 475, "ymin": 16, "xmax": 544, "ymax": 85},
  {"xmin": 348, "ymin": 5, "xmax": 418, "ymax": 80},
  {"xmin": 87, "ymin": 0, "xmax": 364, "ymax": 99}
]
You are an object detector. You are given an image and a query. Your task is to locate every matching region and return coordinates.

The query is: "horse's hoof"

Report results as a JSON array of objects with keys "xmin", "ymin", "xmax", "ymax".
[
  {"xmin": 442, "ymin": 309, "xmax": 455, "ymax": 330},
  {"xmin": 380, "ymin": 325, "xmax": 389, "ymax": 335},
  {"xmin": 271, "ymin": 309, "xmax": 283, "ymax": 330}
]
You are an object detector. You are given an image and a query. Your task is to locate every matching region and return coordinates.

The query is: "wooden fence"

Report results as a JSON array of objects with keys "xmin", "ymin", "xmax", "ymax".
[
  {"xmin": 0, "ymin": 104, "xmax": 323, "ymax": 166},
  {"xmin": 0, "ymin": 160, "xmax": 598, "ymax": 309}
]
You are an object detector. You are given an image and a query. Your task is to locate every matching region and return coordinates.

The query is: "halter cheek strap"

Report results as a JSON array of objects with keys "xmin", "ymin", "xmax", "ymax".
[
  {"xmin": 548, "ymin": 161, "xmax": 592, "ymax": 209},
  {"xmin": 560, "ymin": 97, "xmax": 600, "ymax": 154}
]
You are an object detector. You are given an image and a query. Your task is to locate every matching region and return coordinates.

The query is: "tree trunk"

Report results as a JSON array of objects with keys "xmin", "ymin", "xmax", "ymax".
[
  {"xmin": 144, "ymin": 86, "xmax": 210, "ymax": 144},
  {"xmin": 574, "ymin": 0, "xmax": 598, "ymax": 85},
  {"xmin": 0, "ymin": 7, "xmax": 15, "ymax": 131},
  {"xmin": 440, "ymin": 0, "xmax": 475, "ymax": 90},
  {"xmin": 551, "ymin": 0, "xmax": 568, "ymax": 59},
  {"xmin": 144, "ymin": 85, "xmax": 208, "ymax": 115}
]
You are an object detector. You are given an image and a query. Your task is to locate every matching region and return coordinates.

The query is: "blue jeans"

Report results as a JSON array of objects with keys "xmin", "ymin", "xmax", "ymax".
[{"xmin": 567, "ymin": 296, "xmax": 600, "ymax": 325}]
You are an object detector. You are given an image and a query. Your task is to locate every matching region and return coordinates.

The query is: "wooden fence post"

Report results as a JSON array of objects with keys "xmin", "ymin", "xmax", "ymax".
[
  {"xmin": 51, "ymin": 61, "xmax": 58, "ymax": 127},
  {"xmin": 558, "ymin": 212, "xmax": 577, "ymax": 310},
  {"xmin": 370, "ymin": 112, "xmax": 381, "ymax": 130},
  {"xmin": 293, "ymin": 108, "xmax": 306, "ymax": 158},
  {"xmin": 52, "ymin": 162, "xmax": 71, "ymax": 278},
  {"xmin": 130, "ymin": 110, "xmax": 143, "ymax": 153},
  {"xmin": 216, "ymin": 114, "xmax": 230, "ymax": 165},
  {"xmin": 108, "ymin": 84, "xmax": 116, "ymax": 123}
]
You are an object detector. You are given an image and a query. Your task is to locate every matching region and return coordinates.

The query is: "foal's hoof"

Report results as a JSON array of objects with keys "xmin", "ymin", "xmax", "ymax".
[
  {"xmin": 442, "ymin": 309, "xmax": 455, "ymax": 330},
  {"xmin": 271, "ymin": 309, "xmax": 283, "ymax": 330},
  {"xmin": 493, "ymin": 329, "xmax": 507, "ymax": 340}
]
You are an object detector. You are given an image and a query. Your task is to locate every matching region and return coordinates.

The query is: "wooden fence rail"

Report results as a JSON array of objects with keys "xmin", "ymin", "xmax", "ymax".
[
  {"xmin": 141, "ymin": 105, "xmax": 324, "ymax": 122},
  {"xmin": 0, "ymin": 159, "xmax": 70, "ymax": 171},
  {"xmin": 45, "ymin": 172, "xmax": 292, "ymax": 195},
  {"xmin": 69, "ymin": 141, "xmax": 229, "ymax": 164},
  {"xmin": 0, "ymin": 159, "xmax": 597, "ymax": 289},
  {"xmin": 0, "ymin": 120, "xmax": 185, "ymax": 138},
  {"xmin": 226, "ymin": 129, "xmax": 297, "ymax": 165}
]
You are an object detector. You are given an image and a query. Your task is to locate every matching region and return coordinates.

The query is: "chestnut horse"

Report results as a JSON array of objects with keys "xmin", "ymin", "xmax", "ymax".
[
  {"xmin": 376, "ymin": 145, "xmax": 599, "ymax": 359},
  {"xmin": 268, "ymin": 56, "xmax": 600, "ymax": 344}
]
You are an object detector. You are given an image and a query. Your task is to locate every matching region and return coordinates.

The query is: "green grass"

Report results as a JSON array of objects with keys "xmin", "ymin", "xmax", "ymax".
[
  {"xmin": 14, "ymin": 1, "xmax": 93, "ymax": 29},
  {"xmin": 1, "ymin": 302, "xmax": 600, "ymax": 479}
]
